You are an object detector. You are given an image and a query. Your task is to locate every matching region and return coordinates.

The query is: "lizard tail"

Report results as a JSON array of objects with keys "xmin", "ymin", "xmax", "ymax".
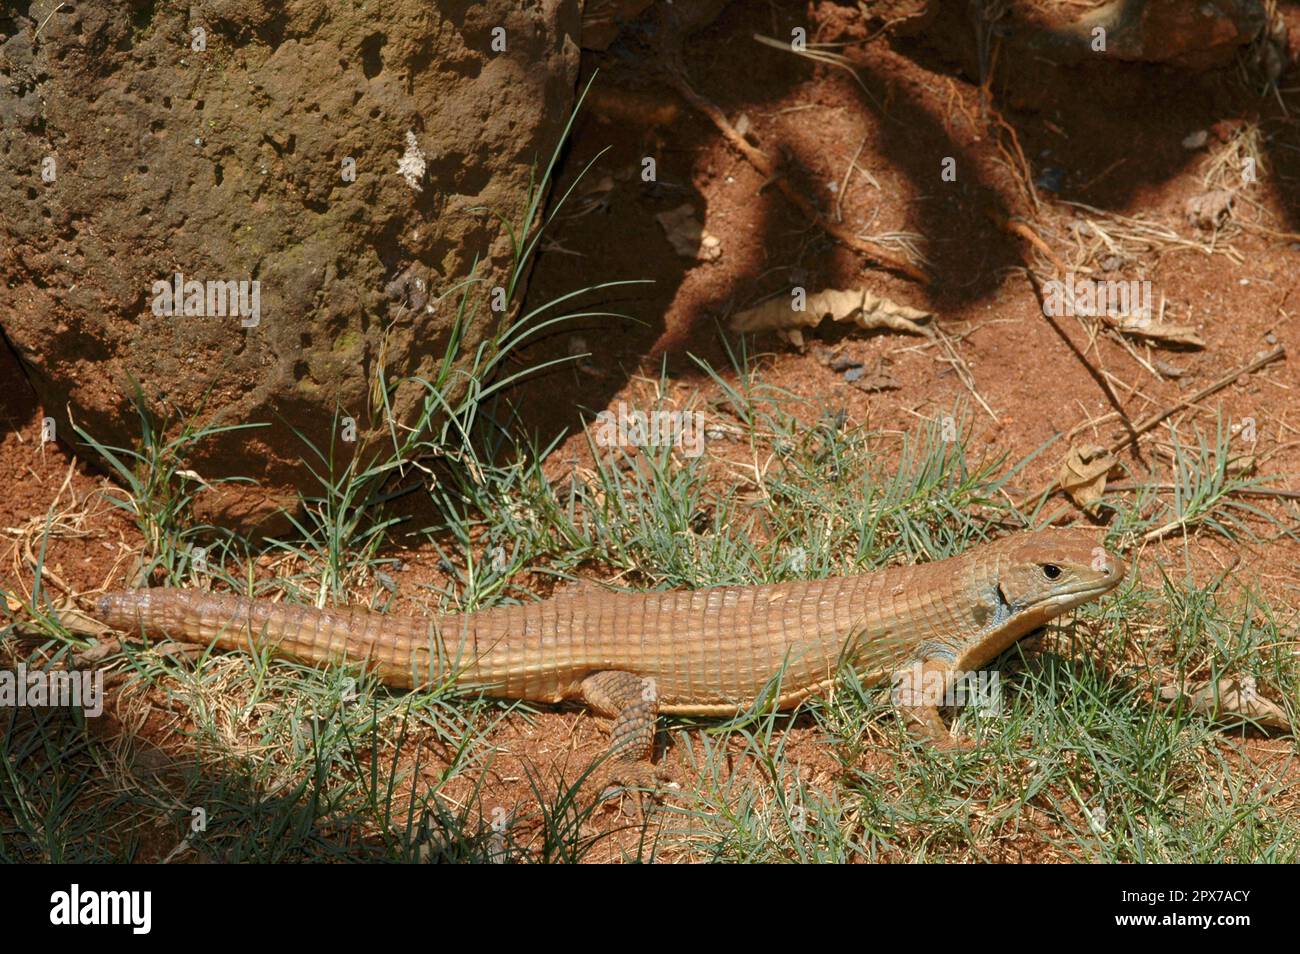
[{"xmin": 92, "ymin": 588, "xmax": 436, "ymax": 689}]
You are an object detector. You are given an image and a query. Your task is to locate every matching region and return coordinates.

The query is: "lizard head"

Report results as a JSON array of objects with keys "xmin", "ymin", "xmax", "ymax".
[{"xmin": 991, "ymin": 529, "xmax": 1125, "ymax": 627}]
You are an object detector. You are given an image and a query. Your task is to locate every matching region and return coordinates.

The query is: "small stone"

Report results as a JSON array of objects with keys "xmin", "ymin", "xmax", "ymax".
[
  {"xmin": 1035, "ymin": 167, "xmax": 1064, "ymax": 193},
  {"xmin": 1211, "ymin": 119, "xmax": 1244, "ymax": 143},
  {"xmin": 1265, "ymin": 332, "xmax": 1277, "ymax": 344},
  {"xmin": 1185, "ymin": 189, "xmax": 1233, "ymax": 230}
]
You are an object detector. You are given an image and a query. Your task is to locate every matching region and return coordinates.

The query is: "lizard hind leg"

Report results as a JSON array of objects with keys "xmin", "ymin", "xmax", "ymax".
[{"xmin": 579, "ymin": 671, "xmax": 671, "ymax": 803}]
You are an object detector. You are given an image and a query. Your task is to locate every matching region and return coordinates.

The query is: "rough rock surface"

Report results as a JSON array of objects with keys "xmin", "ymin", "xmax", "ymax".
[
  {"xmin": 0, "ymin": 0, "xmax": 581, "ymax": 530},
  {"xmin": 875, "ymin": 0, "xmax": 1267, "ymax": 72},
  {"xmin": 1048, "ymin": 0, "xmax": 1267, "ymax": 68}
]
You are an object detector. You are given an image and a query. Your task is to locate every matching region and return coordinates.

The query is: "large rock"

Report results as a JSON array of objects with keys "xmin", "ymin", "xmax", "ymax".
[
  {"xmin": 880, "ymin": 0, "xmax": 1269, "ymax": 72},
  {"xmin": 0, "ymin": 0, "xmax": 581, "ymax": 531},
  {"xmin": 1049, "ymin": 0, "xmax": 1268, "ymax": 68}
]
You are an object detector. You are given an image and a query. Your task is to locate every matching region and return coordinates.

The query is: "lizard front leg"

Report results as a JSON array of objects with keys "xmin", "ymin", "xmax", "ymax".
[
  {"xmin": 579, "ymin": 671, "xmax": 672, "ymax": 806},
  {"xmin": 892, "ymin": 657, "xmax": 979, "ymax": 752}
]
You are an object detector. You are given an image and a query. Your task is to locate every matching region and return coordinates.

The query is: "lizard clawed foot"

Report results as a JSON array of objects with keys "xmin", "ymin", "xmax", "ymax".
[
  {"xmin": 895, "ymin": 661, "xmax": 986, "ymax": 754},
  {"xmin": 900, "ymin": 701, "xmax": 982, "ymax": 753},
  {"xmin": 579, "ymin": 670, "xmax": 674, "ymax": 815},
  {"xmin": 921, "ymin": 729, "xmax": 980, "ymax": 753},
  {"xmin": 593, "ymin": 758, "xmax": 675, "ymax": 816}
]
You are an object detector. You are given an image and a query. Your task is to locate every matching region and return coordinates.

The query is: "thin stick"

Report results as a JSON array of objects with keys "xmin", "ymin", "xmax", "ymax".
[
  {"xmin": 666, "ymin": 71, "xmax": 929, "ymax": 284},
  {"xmin": 1115, "ymin": 346, "xmax": 1285, "ymax": 450},
  {"xmin": 1024, "ymin": 267, "xmax": 1132, "ymax": 428},
  {"xmin": 834, "ymin": 134, "xmax": 869, "ymax": 223},
  {"xmin": 1001, "ymin": 216, "xmax": 1065, "ymax": 274},
  {"xmin": 991, "ymin": 111, "xmax": 1039, "ymax": 215},
  {"xmin": 931, "ymin": 330, "xmax": 999, "ymax": 421},
  {"xmin": 1020, "ymin": 346, "xmax": 1287, "ymax": 509},
  {"xmin": 35, "ymin": 2, "xmax": 69, "ymax": 38},
  {"xmin": 1107, "ymin": 481, "xmax": 1300, "ymax": 500}
]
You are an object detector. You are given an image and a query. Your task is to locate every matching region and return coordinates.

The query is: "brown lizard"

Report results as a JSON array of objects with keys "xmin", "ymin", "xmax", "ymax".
[{"xmin": 92, "ymin": 528, "xmax": 1125, "ymax": 789}]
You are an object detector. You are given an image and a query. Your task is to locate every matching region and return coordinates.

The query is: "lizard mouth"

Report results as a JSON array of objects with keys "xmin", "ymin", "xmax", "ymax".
[
  {"xmin": 1019, "ymin": 555, "xmax": 1127, "ymax": 617},
  {"xmin": 1029, "ymin": 571, "xmax": 1125, "ymax": 616}
]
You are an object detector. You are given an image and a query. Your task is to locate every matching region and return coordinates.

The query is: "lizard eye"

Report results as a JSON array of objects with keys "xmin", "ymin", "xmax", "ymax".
[{"xmin": 1041, "ymin": 564, "xmax": 1062, "ymax": 581}]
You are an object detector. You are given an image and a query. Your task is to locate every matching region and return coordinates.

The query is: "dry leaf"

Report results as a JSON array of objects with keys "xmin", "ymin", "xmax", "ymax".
[
  {"xmin": 729, "ymin": 288, "xmax": 931, "ymax": 348},
  {"xmin": 1058, "ymin": 444, "xmax": 1117, "ymax": 512},
  {"xmin": 1159, "ymin": 676, "xmax": 1292, "ymax": 731},
  {"xmin": 656, "ymin": 204, "xmax": 721, "ymax": 261},
  {"xmin": 55, "ymin": 605, "xmax": 111, "ymax": 639},
  {"xmin": 1101, "ymin": 313, "xmax": 1205, "ymax": 349},
  {"xmin": 810, "ymin": 345, "xmax": 859, "ymax": 371},
  {"xmin": 570, "ymin": 173, "xmax": 616, "ymax": 217},
  {"xmin": 1226, "ymin": 453, "xmax": 1256, "ymax": 477},
  {"xmin": 1185, "ymin": 189, "xmax": 1233, "ymax": 230},
  {"xmin": 845, "ymin": 360, "xmax": 899, "ymax": 392}
]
